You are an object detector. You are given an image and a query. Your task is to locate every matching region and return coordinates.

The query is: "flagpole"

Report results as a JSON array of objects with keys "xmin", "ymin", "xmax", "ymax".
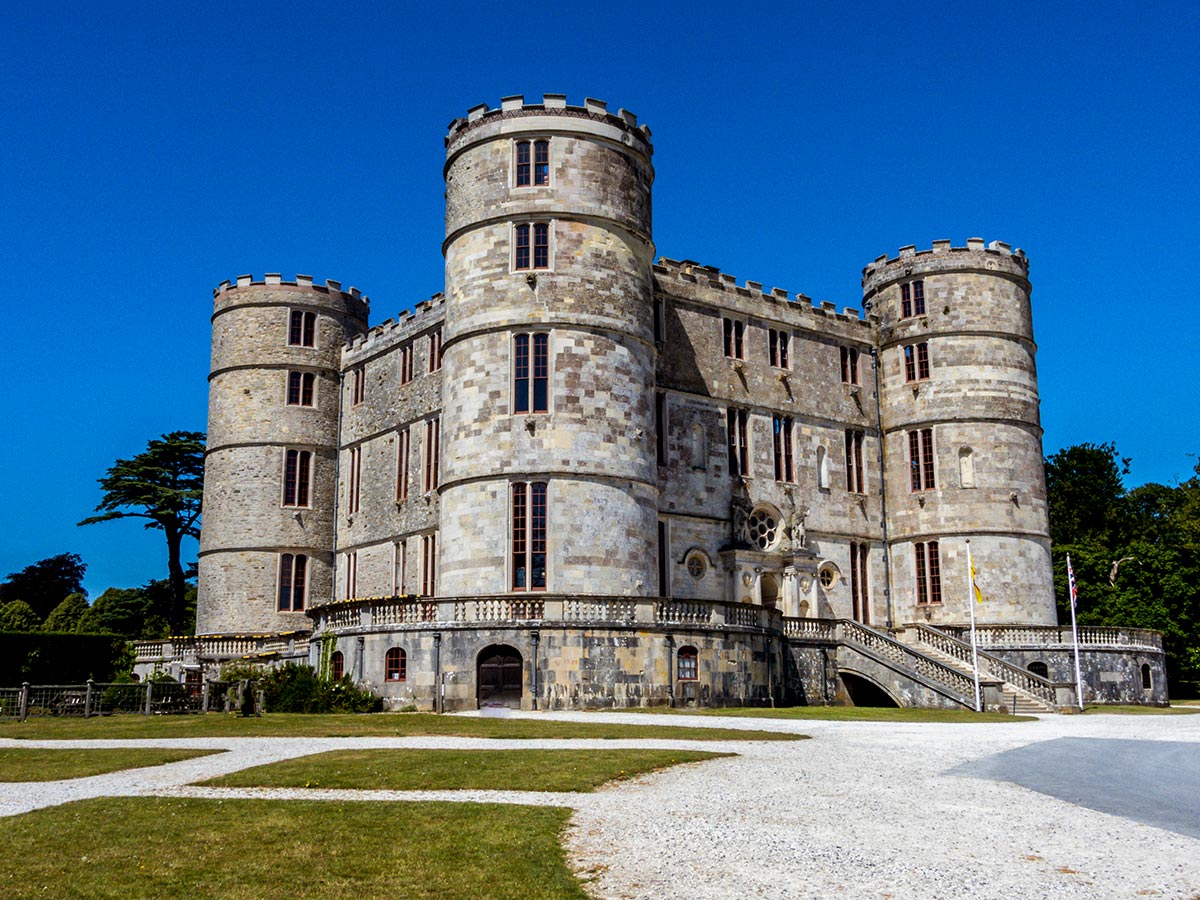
[
  {"xmin": 1068, "ymin": 553, "xmax": 1085, "ymax": 711},
  {"xmin": 967, "ymin": 540, "xmax": 982, "ymax": 712}
]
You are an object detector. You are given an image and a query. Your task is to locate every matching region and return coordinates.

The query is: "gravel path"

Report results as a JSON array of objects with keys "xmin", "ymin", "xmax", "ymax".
[{"xmin": 2, "ymin": 712, "xmax": 1198, "ymax": 899}]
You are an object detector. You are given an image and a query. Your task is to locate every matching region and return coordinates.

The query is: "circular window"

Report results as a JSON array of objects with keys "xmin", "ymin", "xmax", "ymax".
[
  {"xmin": 686, "ymin": 554, "xmax": 707, "ymax": 580},
  {"xmin": 747, "ymin": 508, "xmax": 780, "ymax": 551},
  {"xmin": 819, "ymin": 565, "xmax": 838, "ymax": 589}
]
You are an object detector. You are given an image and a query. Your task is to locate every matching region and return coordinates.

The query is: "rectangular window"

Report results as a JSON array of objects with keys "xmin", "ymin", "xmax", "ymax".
[
  {"xmin": 351, "ymin": 368, "xmax": 365, "ymax": 405},
  {"xmin": 396, "ymin": 428, "xmax": 410, "ymax": 501},
  {"xmin": 515, "ymin": 223, "xmax": 550, "ymax": 270},
  {"xmin": 726, "ymin": 408, "xmax": 749, "ymax": 477},
  {"xmin": 534, "ymin": 140, "xmax": 549, "ymax": 185},
  {"xmin": 348, "ymin": 447, "xmax": 362, "ymax": 515},
  {"xmin": 288, "ymin": 310, "xmax": 316, "ymax": 347},
  {"xmin": 850, "ymin": 542, "xmax": 870, "ymax": 624},
  {"xmin": 773, "ymin": 416, "xmax": 794, "ymax": 483},
  {"xmin": 917, "ymin": 342, "xmax": 930, "ymax": 380},
  {"xmin": 277, "ymin": 553, "xmax": 307, "ymax": 611},
  {"xmin": 655, "ymin": 392, "xmax": 667, "ymax": 466},
  {"xmin": 677, "ymin": 648, "xmax": 698, "ymax": 681},
  {"xmin": 845, "ymin": 429, "xmax": 865, "ymax": 493},
  {"xmin": 658, "ymin": 520, "xmax": 670, "ymax": 598},
  {"xmin": 428, "ymin": 330, "xmax": 442, "ymax": 373},
  {"xmin": 516, "ymin": 140, "xmax": 531, "ymax": 186},
  {"xmin": 915, "ymin": 541, "xmax": 941, "ymax": 605},
  {"xmin": 424, "ymin": 417, "xmax": 440, "ymax": 492},
  {"xmin": 512, "ymin": 482, "xmax": 548, "ymax": 591},
  {"xmin": 287, "ymin": 371, "xmax": 315, "ymax": 406},
  {"xmin": 515, "ymin": 139, "xmax": 549, "ymax": 186},
  {"xmin": 513, "ymin": 333, "xmax": 549, "ymax": 414},
  {"xmin": 400, "ymin": 344, "xmax": 414, "ymax": 385},
  {"xmin": 343, "ymin": 550, "xmax": 358, "ymax": 600},
  {"xmin": 653, "ymin": 294, "xmax": 666, "ymax": 345},
  {"xmin": 421, "ymin": 534, "xmax": 436, "ymax": 596},
  {"xmin": 769, "ymin": 329, "xmax": 789, "ymax": 368},
  {"xmin": 901, "ymin": 280, "xmax": 926, "ymax": 318},
  {"xmin": 840, "ymin": 346, "xmax": 859, "ymax": 385},
  {"xmin": 283, "ymin": 449, "xmax": 312, "ymax": 507},
  {"xmin": 723, "ymin": 318, "xmax": 745, "ymax": 359},
  {"xmin": 909, "ymin": 428, "xmax": 935, "ymax": 491},
  {"xmin": 905, "ymin": 343, "xmax": 931, "ymax": 382},
  {"xmin": 393, "ymin": 540, "xmax": 406, "ymax": 595}
]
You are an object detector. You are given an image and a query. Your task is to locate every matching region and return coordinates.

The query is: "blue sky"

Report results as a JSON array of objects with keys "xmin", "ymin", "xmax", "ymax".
[{"xmin": 1, "ymin": 1, "xmax": 1197, "ymax": 599}]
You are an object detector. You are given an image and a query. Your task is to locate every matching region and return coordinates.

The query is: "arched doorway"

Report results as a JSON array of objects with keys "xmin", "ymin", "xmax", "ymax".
[
  {"xmin": 839, "ymin": 672, "xmax": 899, "ymax": 708},
  {"xmin": 477, "ymin": 644, "xmax": 523, "ymax": 708},
  {"xmin": 761, "ymin": 573, "xmax": 780, "ymax": 609}
]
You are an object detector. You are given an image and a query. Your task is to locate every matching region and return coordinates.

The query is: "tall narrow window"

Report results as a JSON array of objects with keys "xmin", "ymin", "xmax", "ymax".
[
  {"xmin": 351, "ymin": 368, "xmax": 365, "ymax": 405},
  {"xmin": 424, "ymin": 417, "xmax": 440, "ymax": 492},
  {"xmin": 428, "ymin": 330, "xmax": 442, "ymax": 373},
  {"xmin": 514, "ymin": 223, "xmax": 550, "ymax": 270},
  {"xmin": 348, "ymin": 447, "xmax": 362, "ymax": 515},
  {"xmin": 726, "ymin": 408, "xmax": 749, "ymax": 477},
  {"xmin": 421, "ymin": 534, "xmax": 436, "ymax": 596},
  {"xmin": 840, "ymin": 346, "xmax": 859, "ymax": 384},
  {"xmin": 283, "ymin": 449, "xmax": 312, "ymax": 507},
  {"xmin": 914, "ymin": 541, "xmax": 941, "ymax": 605},
  {"xmin": 845, "ymin": 430, "xmax": 865, "ymax": 493},
  {"xmin": 904, "ymin": 343, "xmax": 931, "ymax": 382},
  {"xmin": 287, "ymin": 371, "xmax": 315, "ymax": 407},
  {"xmin": 769, "ymin": 329, "xmax": 789, "ymax": 368},
  {"xmin": 850, "ymin": 542, "xmax": 870, "ymax": 624},
  {"xmin": 901, "ymin": 280, "xmax": 926, "ymax": 318},
  {"xmin": 515, "ymin": 140, "xmax": 549, "ymax": 186},
  {"xmin": 723, "ymin": 318, "xmax": 745, "ymax": 359},
  {"xmin": 511, "ymin": 482, "xmax": 547, "ymax": 591},
  {"xmin": 288, "ymin": 310, "xmax": 316, "ymax": 347},
  {"xmin": 655, "ymin": 392, "xmax": 668, "ymax": 466},
  {"xmin": 278, "ymin": 553, "xmax": 307, "ymax": 611},
  {"xmin": 677, "ymin": 646, "xmax": 698, "ymax": 681},
  {"xmin": 516, "ymin": 140, "xmax": 530, "ymax": 186},
  {"xmin": 399, "ymin": 344, "xmax": 414, "ymax": 385},
  {"xmin": 653, "ymin": 293, "xmax": 666, "ymax": 345},
  {"xmin": 773, "ymin": 416, "xmax": 794, "ymax": 482},
  {"xmin": 657, "ymin": 520, "xmax": 670, "ymax": 598},
  {"xmin": 343, "ymin": 550, "xmax": 358, "ymax": 600},
  {"xmin": 393, "ymin": 540, "xmax": 407, "ymax": 595},
  {"xmin": 396, "ymin": 428, "xmax": 410, "ymax": 501},
  {"xmin": 513, "ymin": 333, "xmax": 549, "ymax": 414},
  {"xmin": 909, "ymin": 428, "xmax": 935, "ymax": 491}
]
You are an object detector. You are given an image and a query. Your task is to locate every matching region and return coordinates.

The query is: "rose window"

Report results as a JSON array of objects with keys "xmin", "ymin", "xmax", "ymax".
[{"xmin": 747, "ymin": 508, "xmax": 780, "ymax": 551}]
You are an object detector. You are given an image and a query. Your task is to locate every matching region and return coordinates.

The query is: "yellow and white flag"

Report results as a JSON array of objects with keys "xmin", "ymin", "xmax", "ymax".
[{"xmin": 970, "ymin": 557, "xmax": 984, "ymax": 604}]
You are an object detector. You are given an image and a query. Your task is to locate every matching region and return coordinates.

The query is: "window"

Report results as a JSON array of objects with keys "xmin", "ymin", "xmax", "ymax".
[
  {"xmin": 287, "ymin": 371, "xmax": 315, "ymax": 407},
  {"xmin": 914, "ymin": 541, "xmax": 942, "ymax": 605},
  {"xmin": 655, "ymin": 392, "xmax": 667, "ymax": 465},
  {"xmin": 515, "ymin": 139, "xmax": 549, "ymax": 186},
  {"xmin": 1141, "ymin": 663, "xmax": 1152, "ymax": 690},
  {"xmin": 283, "ymin": 449, "xmax": 312, "ymax": 507},
  {"xmin": 424, "ymin": 417, "xmax": 440, "ymax": 492},
  {"xmin": 653, "ymin": 293, "xmax": 666, "ymax": 345},
  {"xmin": 343, "ymin": 550, "xmax": 358, "ymax": 599},
  {"xmin": 511, "ymin": 481, "xmax": 547, "ymax": 591},
  {"xmin": 726, "ymin": 408, "xmax": 749, "ymax": 477},
  {"xmin": 819, "ymin": 565, "xmax": 837, "ymax": 589},
  {"xmin": 904, "ymin": 343, "xmax": 930, "ymax": 382},
  {"xmin": 677, "ymin": 646, "xmax": 698, "ymax": 681},
  {"xmin": 351, "ymin": 367, "xmax": 365, "ymax": 405},
  {"xmin": 657, "ymin": 521, "xmax": 671, "ymax": 597},
  {"xmin": 385, "ymin": 647, "xmax": 407, "ymax": 682},
  {"xmin": 747, "ymin": 507, "xmax": 780, "ymax": 551},
  {"xmin": 900, "ymin": 280, "xmax": 926, "ymax": 318},
  {"xmin": 686, "ymin": 552, "xmax": 707, "ymax": 580},
  {"xmin": 331, "ymin": 650, "xmax": 344, "ymax": 680},
  {"xmin": 393, "ymin": 540, "xmax": 407, "ymax": 595},
  {"xmin": 514, "ymin": 333, "xmax": 549, "ymax": 414},
  {"xmin": 845, "ymin": 430, "xmax": 865, "ymax": 494},
  {"xmin": 908, "ymin": 428, "xmax": 935, "ymax": 491},
  {"xmin": 396, "ymin": 428, "xmax": 410, "ymax": 501},
  {"xmin": 723, "ymin": 318, "xmax": 745, "ymax": 359},
  {"xmin": 769, "ymin": 328, "xmax": 789, "ymax": 368},
  {"xmin": 1028, "ymin": 661, "xmax": 1049, "ymax": 679},
  {"xmin": 773, "ymin": 416, "xmax": 794, "ymax": 483},
  {"xmin": 850, "ymin": 542, "xmax": 869, "ymax": 624},
  {"xmin": 399, "ymin": 343, "xmax": 414, "ymax": 385},
  {"xmin": 288, "ymin": 310, "xmax": 316, "ymax": 347},
  {"xmin": 428, "ymin": 330, "xmax": 442, "ymax": 373},
  {"xmin": 421, "ymin": 534, "xmax": 436, "ymax": 596},
  {"xmin": 840, "ymin": 346, "xmax": 859, "ymax": 385},
  {"xmin": 515, "ymin": 223, "xmax": 550, "ymax": 270},
  {"xmin": 277, "ymin": 553, "xmax": 307, "ymax": 611},
  {"xmin": 348, "ymin": 447, "xmax": 362, "ymax": 515}
]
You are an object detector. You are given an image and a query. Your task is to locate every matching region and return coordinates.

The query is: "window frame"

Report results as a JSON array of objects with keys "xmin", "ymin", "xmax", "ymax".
[
  {"xmin": 723, "ymin": 318, "xmax": 746, "ymax": 360},
  {"xmin": 769, "ymin": 328, "xmax": 790, "ymax": 369},
  {"xmin": 909, "ymin": 428, "xmax": 935, "ymax": 491},
  {"xmin": 331, "ymin": 649, "xmax": 344, "ymax": 680},
  {"xmin": 914, "ymin": 541, "xmax": 942, "ymax": 605},
  {"xmin": 514, "ymin": 139, "xmax": 550, "ymax": 187},
  {"xmin": 351, "ymin": 367, "xmax": 365, "ymax": 405},
  {"xmin": 677, "ymin": 645, "xmax": 698, "ymax": 681},
  {"xmin": 421, "ymin": 533, "xmax": 437, "ymax": 596},
  {"xmin": 840, "ymin": 346, "xmax": 859, "ymax": 385},
  {"xmin": 282, "ymin": 448, "xmax": 313, "ymax": 508},
  {"xmin": 399, "ymin": 343, "xmax": 414, "ymax": 385},
  {"xmin": 288, "ymin": 310, "xmax": 316, "ymax": 348},
  {"xmin": 845, "ymin": 429, "xmax": 865, "ymax": 494},
  {"xmin": 773, "ymin": 415, "xmax": 794, "ymax": 483},
  {"xmin": 726, "ymin": 408, "xmax": 749, "ymax": 477},
  {"xmin": 385, "ymin": 647, "xmax": 407, "ymax": 682},
  {"xmin": 904, "ymin": 342, "xmax": 931, "ymax": 382},
  {"xmin": 396, "ymin": 427, "xmax": 410, "ymax": 502},
  {"xmin": 347, "ymin": 446, "xmax": 362, "ymax": 515},
  {"xmin": 514, "ymin": 222, "xmax": 551, "ymax": 271},
  {"xmin": 900, "ymin": 280, "xmax": 926, "ymax": 319},
  {"xmin": 428, "ymin": 330, "xmax": 442, "ymax": 373},
  {"xmin": 513, "ymin": 332, "xmax": 550, "ymax": 415},
  {"xmin": 424, "ymin": 417, "xmax": 440, "ymax": 493},
  {"xmin": 511, "ymin": 481, "xmax": 548, "ymax": 592},
  {"xmin": 277, "ymin": 552, "xmax": 308, "ymax": 611},
  {"xmin": 287, "ymin": 370, "xmax": 316, "ymax": 407}
]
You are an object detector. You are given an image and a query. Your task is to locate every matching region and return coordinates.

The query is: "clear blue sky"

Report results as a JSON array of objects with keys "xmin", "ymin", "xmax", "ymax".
[{"xmin": 2, "ymin": 1, "xmax": 1197, "ymax": 600}]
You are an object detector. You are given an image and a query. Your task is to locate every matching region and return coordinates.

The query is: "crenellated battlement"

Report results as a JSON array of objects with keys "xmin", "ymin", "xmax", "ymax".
[
  {"xmin": 861, "ymin": 239, "xmax": 1029, "ymax": 292},
  {"xmin": 654, "ymin": 257, "xmax": 871, "ymax": 331},
  {"xmin": 445, "ymin": 93, "xmax": 652, "ymax": 152},
  {"xmin": 344, "ymin": 292, "xmax": 446, "ymax": 358},
  {"xmin": 212, "ymin": 273, "xmax": 371, "ymax": 308}
]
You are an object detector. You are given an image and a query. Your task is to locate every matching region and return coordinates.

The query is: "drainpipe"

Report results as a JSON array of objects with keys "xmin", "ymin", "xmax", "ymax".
[
  {"xmin": 432, "ymin": 631, "xmax": 442, "ymax": 714},
  {"xmin": 869, "ymin": 344, "xmax": 894, "ymax": 631},
  {"xmin": 665, "ymin": 634, "xmax": 675, "ymax": 707},
  {"xmin": 530, "ymin": 630, "xmax": 540, "ymax": 710},
  {"xmin": 356, "ymin": 634, "xmax": 364, "ymax": 682}
]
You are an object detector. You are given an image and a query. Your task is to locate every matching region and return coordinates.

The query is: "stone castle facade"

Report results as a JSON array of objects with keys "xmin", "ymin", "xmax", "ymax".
[{"xmin": 186, "ymin": 95, "xmax": 1166, "ymax": 710}]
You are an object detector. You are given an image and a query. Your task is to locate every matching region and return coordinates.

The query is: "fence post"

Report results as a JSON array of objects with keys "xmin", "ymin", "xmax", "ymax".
[
  {"xmin": 85, "ymin": 679, "xmax": 94, "ymax": 718},
  {"xmin": 201, "ymin": 680, "xmax": 210, "ymax": 715},
  {"xmin": 19, "ymin": 682, "xmax": 29, "ymax": 722},
  {"xmin": 144, "ymin": 680, "xmax": 153, "ymax": 716}
]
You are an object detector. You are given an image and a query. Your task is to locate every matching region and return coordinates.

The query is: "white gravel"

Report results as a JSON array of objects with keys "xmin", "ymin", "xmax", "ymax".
[{"xmin": 2, "ymin": 711, "xmax": 1198, "ymax": 899}]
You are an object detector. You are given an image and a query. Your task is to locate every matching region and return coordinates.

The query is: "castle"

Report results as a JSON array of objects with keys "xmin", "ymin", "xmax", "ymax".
[{"xmin": 171, "ymin": 94, "xmax": 1166, "ymax": 710}]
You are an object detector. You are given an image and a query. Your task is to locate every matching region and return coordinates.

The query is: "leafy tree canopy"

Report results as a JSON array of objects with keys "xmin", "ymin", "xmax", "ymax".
[
  {"xmin": 77, "ymin": 578, "xmax": 195, "ymax": 640},
  {"xmin": 1044, "ymin": 442, "xmax": 1129, "ymax": 546},
  {"xmin": 0, "ymin": 552, "xmax": 87, "ymax": 621},
  {"xmin": 0, "ymin": 600, "xmax": 41, "ymax": 633},
  {"xmin": 43, "ymin": 593, "xmax": 90, "ymax": 633}
]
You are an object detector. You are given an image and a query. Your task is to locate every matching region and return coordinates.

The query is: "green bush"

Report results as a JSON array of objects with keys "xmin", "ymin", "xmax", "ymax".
[
  {"xmin": 0, "ymin": 633, "xmax": 129, "ymax": 684},
  {"xmin": 258, "ymin": 664, "xmax": 381, "ymax": 714}
]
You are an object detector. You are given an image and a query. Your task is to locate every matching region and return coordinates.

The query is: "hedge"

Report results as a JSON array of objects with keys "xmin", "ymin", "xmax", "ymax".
[{"xmin": 0, "ymin": 632, "xmax": 130, "ymax": 685}]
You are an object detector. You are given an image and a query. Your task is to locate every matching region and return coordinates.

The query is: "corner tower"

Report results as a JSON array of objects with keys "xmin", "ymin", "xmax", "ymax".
[
  {"xmin": 438, "ymin": 95, "xmax": 658, "ymax": 596},
  {"xmin": 197, "ymin": 275, "xmax": 368, "ymax": 633},
  {"xmin": 863, "ymin": 239, "xmax": 1056, "ymax": 626}
]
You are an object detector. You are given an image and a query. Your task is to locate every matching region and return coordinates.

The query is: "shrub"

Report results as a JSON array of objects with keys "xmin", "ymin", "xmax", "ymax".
[{"xmin": 257, "ymin": 663, "xmax": 381, "ymax": 714}]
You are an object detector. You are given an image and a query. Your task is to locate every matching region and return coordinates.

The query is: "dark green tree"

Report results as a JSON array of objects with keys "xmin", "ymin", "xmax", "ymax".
[
  {"xmin": 43, "ymin": 593, "xmax": 90, "ymax": 632},
  {"xmin": 0, "ymin": 600, "xmax": 41, "ymax": 632},
  {"xmin": 1044, "ymin": 442, "xmax": 1129, "ymax": 546},
  {"xmin": 78, "ymin": 431, "xmax": 205, "ymax": 634},
  {"xmin": 0, "ymin": 552, "xmax": 87, "ymax": 620}
]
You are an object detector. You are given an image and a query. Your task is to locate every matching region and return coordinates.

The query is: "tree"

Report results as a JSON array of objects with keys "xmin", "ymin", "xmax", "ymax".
[
  {"xmin": 0, "ymin": 552, "xmax": 87, "ymax": 621},
  {"xmin": 78, "ymin": 431, "xmax": 204, "ymax": 634},
  {"xmin": 0, "ymin": 600, "xmax": 41, "ymax": 632},
  {"xmin": 43, "ymin": 593, "xmax": 90, "ymax": 632},
  {"xmin": 1044, "ymin": 442, "xmax": 1129, "ymax": 547}
]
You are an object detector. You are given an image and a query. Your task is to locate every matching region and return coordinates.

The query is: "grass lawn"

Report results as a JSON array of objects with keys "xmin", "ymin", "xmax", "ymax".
[
  {"xmin": 0, "ymin": 797, "xmax": 588, "ymax": 900},
  {"xmin": 0, "ymin": 712, "xmax": 801, "ymax": 741},
  {"xmin": 1081, "ymin": 704, "xmax": 1200, "ymax": 715},
  {"xmin": 202, "ymin": 748, "xmax": 731, "ymax": 792},
  {"xmin": 0, "ymin": 748, "xmax": 222, "ymax": 782},
  {"xmin": 608, "ymin": 705, "xmax": 1034, "ymax": 723}
]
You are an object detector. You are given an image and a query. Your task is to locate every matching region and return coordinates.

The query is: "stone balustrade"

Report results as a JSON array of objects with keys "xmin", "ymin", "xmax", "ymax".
[
  {"xmin": 133, "ymin": 632, "xmax": 309, "ymax": 665},
  {"xmin": 935, "ymin": 624, "xmax": 1163, "ymax": 651},
  {"xmin": 904, "ymin": 623, "xmax": 1059, "ymax": 707}
]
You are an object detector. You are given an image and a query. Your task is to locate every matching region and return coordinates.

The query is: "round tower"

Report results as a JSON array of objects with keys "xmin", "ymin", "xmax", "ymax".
[
  {"xmin": 862, "ymin": 239, "xmax": 1056, "ymax": 626},
  {"xmin": 438, "ymin": 94, "xmax": 658, "ymax": 596},
  {"xmin": 196, "ymin": 274, "xmax": 369, "ymax": 634}
]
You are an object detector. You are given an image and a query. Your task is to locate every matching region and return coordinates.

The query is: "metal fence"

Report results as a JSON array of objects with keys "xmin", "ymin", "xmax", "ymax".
[{"xmin": 0, "ymin": 680, "xmax": 251, "ymax": 721}]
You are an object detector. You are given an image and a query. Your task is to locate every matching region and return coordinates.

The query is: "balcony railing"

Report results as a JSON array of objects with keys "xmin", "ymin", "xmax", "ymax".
[{"xmin": 934, "ymin": 623, "xmax": 1163, "ymax": 651}]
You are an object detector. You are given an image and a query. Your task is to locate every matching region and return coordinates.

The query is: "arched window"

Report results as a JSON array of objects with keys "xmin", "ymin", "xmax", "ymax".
[
  {"xmin": 677, "ymin": 646, "xmax": 698, "ymax": 681},
  {"xmin": 1028, "ymin": 661, "xmax": 1048, "ymax": 679},
  {"xmin": 331, "ymin": 650, "xmax": 344, "ymax": 681},
  {"xmin": 1141, "ymin": 663, "xmax": 1152, "ymax": 690},
  {"xmin": 385, "ymin": 647, "xmax": 407, "ymax": 682}
]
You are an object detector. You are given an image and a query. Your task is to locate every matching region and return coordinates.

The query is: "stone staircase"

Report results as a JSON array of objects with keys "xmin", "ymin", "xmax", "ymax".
[{"xmin": 899, "ymin": 623, "xmax": 1060, "ymax": 714}]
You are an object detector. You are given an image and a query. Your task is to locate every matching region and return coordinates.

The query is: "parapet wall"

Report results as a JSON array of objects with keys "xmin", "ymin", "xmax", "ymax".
[
  {"xmin": 446, "ymin": 93, "xmax": 652, "ymax": 157},
  {"xmin": 212, "ymin": 273, "xmax": 370, "ymax": 322},
  {"xmin": 861, "ymin": 239, "xmax": 1029, "ymax": 299},
  {"xmin": 342, "ymin": 292, "xmax": 446, "ymax": 366}
]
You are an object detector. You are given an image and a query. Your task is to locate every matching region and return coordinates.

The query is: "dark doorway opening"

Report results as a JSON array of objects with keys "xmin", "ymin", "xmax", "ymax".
[
  {"xmin": 839, "ymin": 672, "xmax": 899, "ymax": 707},
  {"xmin": 477, "ymin": 644, "xmax": 523, "ymax": 708}
]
